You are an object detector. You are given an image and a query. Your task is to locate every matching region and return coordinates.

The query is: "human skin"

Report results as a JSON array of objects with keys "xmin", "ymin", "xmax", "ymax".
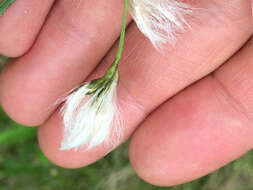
[{"xmin": 0, "ymin": 0, "xmax": 252, "ymax": 186}]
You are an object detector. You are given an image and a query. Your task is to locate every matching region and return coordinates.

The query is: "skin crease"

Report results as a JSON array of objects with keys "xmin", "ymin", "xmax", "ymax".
[{"xmin": 0, "ymin": 0, "xmax": 252, "ymax": 187}]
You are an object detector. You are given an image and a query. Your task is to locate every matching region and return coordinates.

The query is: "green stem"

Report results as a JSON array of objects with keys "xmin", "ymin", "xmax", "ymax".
[
  {"xmin": 0, "ymin": 0, "xmax": 16, "ymax": 16},
  {"xmin": 87, "ymin": 0, "xmax": 128, "ymax": 91},
  {"xmin": 115, "ymin": 0, "xmax": 128, "ymax": 64},
  {"xmin": 104, "ymin": 0, "xmax": 128, "ymax": 79}
]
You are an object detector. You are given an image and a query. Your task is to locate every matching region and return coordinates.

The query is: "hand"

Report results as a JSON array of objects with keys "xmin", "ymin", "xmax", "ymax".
[{"xmin": 0, "ymin": 0, "xmax": 252, "ymax": 186}]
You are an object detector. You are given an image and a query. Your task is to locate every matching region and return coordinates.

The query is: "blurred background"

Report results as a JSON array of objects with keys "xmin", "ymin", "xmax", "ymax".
[{"xmin": 0, "ymin": 55, "xmax": 253, "ymax": 190}]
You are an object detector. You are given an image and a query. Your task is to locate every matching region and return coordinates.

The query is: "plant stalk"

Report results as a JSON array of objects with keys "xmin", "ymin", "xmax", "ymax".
[{"xmin": 104, "ymin": 0, "xmax": 128, "ymax": 79}]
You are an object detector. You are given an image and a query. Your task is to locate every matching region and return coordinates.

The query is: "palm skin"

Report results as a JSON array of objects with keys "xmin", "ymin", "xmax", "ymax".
[{"xmin": 0, "ymin": 0, "xmax": 252, "ymax": 186}]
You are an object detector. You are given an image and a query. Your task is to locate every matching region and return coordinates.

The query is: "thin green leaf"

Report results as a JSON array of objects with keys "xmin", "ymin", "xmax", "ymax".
[
  {"xmin": 0, "ymin": 0, "xmax": 16, "ymax": 16},
  {"xmin": 0, "ymin": 54, "xmax": 8, "ymax": 64},
  {"xmin": 0, "ymin": 125, "xmax": 37, "ymax": 146}
]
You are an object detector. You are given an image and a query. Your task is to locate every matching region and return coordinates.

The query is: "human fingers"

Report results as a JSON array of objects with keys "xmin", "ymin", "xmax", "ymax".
[
  {"xmin": 38, "ymin": 0, "xmax": 253, "ymax": 168},
  {"xmin": 0, "ymin": 0, "xmax": 132, "ymax": 125}
]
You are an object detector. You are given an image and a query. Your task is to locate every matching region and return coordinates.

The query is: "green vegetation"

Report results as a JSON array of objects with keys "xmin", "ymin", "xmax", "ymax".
[
  {"xmin": 0, "ymin": 0, "xmax": 16, "ymax": 16},
  {"xmin": 0, "ymin": 107, "xmax": 253, "ymax": 190},
  {"xmin": 0, "ymin": 56, "xmax": 253, "ymax": 189}
]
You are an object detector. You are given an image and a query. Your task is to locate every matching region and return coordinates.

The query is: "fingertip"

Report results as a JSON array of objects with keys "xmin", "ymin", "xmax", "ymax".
[
  {"xmin": 0, "ymin": 62, "xmax": 48, "ymax": 126},
  {"xmin": 37, "ymin": 111, "xmax": 109, "ymax": 168},
  {"xmin": 0, "ymin": 91, "xmax": 41, "ymax": 127},
  {"xmin": 0, "ymin": 44, "xmax": 30, "ymax": 58},
  {"xmin": 0, "ymin": 103, "xmax": 39, "ymax": 127},
  {"xmin": 129, "ymin": 130, "xmax": 184, "ymax": 187},
  {"xmin": 129, "ymin": 78, "xmax": 253, "ymax": 187}
]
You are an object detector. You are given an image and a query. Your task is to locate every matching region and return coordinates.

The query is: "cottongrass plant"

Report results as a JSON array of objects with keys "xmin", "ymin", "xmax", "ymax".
[
  {"xmin": 60, "ymin": 0, "xmax": 128, "ymax": 151},
  {"xmin": 61, "ymin": 0, "xmax": 194, "ymax": 151},
  {"xmin": 0, "ymin": 0, "xmax": 195, "ymax": 151},
  {"xmin": 60, "ymin": 68, "xmax": 119, "ymax": 150},
  {"xmin": 128, "ymin": 0, "xmax": 193, "ymax": 49}
]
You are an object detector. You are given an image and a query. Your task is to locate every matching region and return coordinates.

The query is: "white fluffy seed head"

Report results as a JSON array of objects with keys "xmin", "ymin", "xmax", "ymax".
[
  {"xmin": 60, "ymin": 80, "xmax": 118, "ymax": 151},
  {"xmin": 128, "ymin": 0, "xmax": 193, "ymax": 49}
]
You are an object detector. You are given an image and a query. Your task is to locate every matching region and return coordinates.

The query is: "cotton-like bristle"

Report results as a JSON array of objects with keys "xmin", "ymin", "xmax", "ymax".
[
  {"xmin": 128, "ymin": 0, "xmax": 193, "ymax": 49},
  {"xmin": 60, "ymin": 81, "xmax": 118, "ymax": 151}
]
